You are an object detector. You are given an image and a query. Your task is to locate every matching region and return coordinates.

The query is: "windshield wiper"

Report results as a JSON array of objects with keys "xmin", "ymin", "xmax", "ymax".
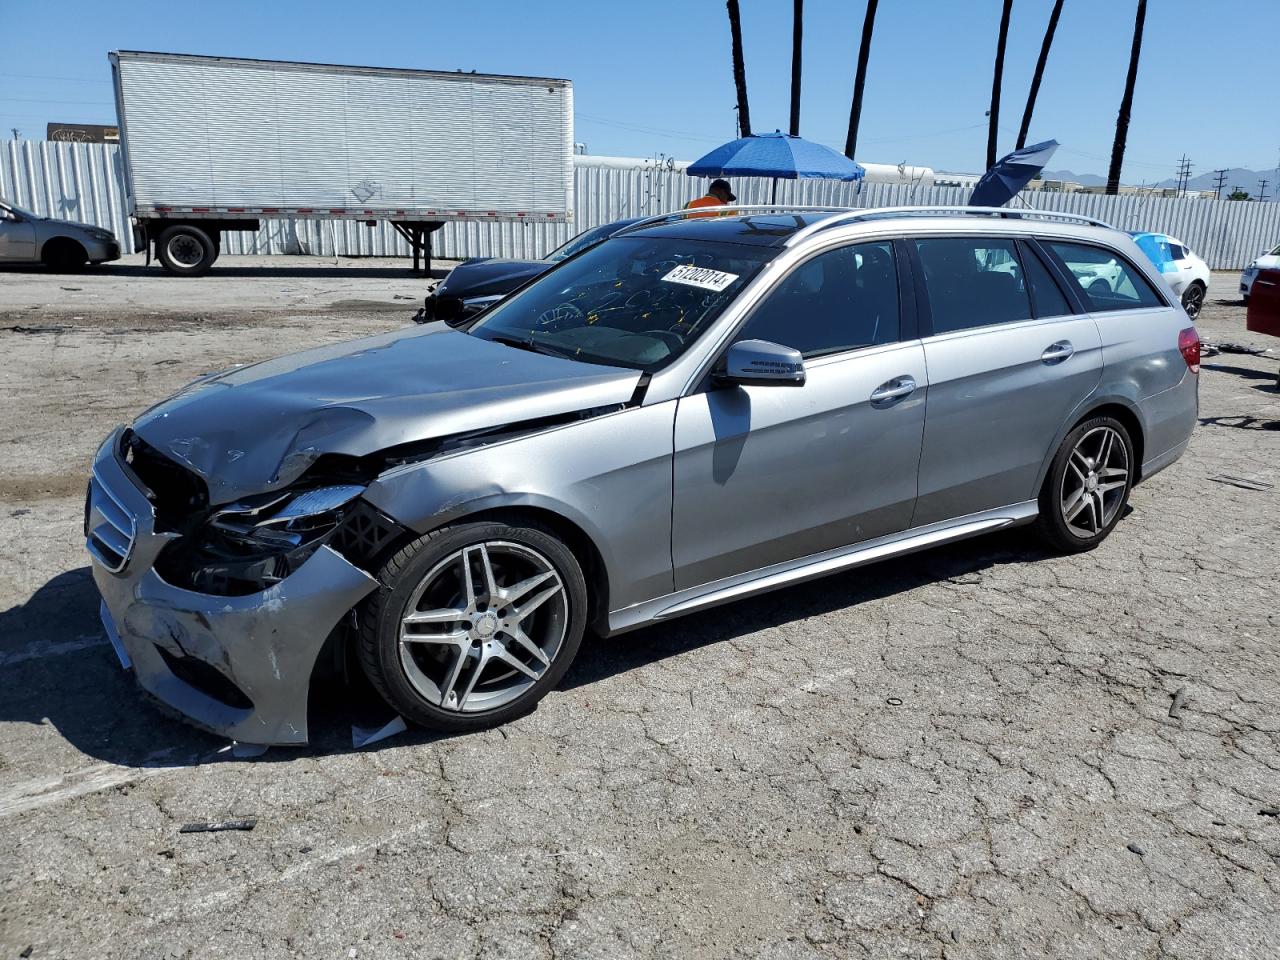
[
  {"xmin": 486, "ymin": 333, "xmax": 578, "ymax": 361},
  {"xmin": 487, "ymin": 333, "xmax": 542, "ymax": 354}
]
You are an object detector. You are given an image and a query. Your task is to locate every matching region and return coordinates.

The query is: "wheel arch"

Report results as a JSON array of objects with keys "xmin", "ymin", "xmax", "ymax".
[
  {"xmin": 369, "ymin": 495, "xmax": 616, "ymax": 637},
  {"xmin": 40, "ymin": 234, "xmax": 88, "ymax": 262},
  {"xmin": 1036, "ymin": 396, "xmax": 1148, "ymax": 494},
  {"xmin": 459, "ymin": 506, "xmax": 611, "ymax": 634}
]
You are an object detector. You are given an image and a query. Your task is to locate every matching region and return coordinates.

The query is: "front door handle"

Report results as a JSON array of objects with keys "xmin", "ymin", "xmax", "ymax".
[
  {"xmin": 870, "ymin": 376, "xmax": 917, "ymax": 404},
  {"xmin": 1041, "ymin": 340, "xmax": 1074, "ymax": 364}
]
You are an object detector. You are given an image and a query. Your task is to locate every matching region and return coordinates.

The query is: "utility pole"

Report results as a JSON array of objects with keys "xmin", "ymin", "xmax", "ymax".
[
  {"xmin": 1259, "ymin": 178, "xmax": 1270, "ymax": 202},
  {"xmin": 9, "ymin": 128, "xmax": 18, "ymax": 141},
  {"xmin": 1212, "ymin": 169, "xmax": 1228, "ymax": 200},
  {"xmin": 1174, "ymin": 155, "xmax": 1192, "ymax": 197}
]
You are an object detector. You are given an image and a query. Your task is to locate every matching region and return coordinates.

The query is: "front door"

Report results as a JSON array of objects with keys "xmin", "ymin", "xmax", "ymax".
[
  {"xmin": 0, "ymin": 207, "xmax": 36, "ymax": 261},
  {"xmin": 671, "ymin": 240, "xmax": 927, "ymax": 590}
]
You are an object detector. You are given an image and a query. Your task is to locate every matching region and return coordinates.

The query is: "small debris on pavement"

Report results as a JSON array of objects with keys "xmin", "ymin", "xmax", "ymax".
[
  {"xmin": 1169, "ymin": 686, "xmax": 1187, "ymax": 719},
  {"xmin": 1202, "ymin": 341, "xmax": 1270, "ymax": 356},
  {"xmin": 1126, "ymin": 842, "xmax": 1145, "ymax": 856},
  {"xmin": 179, "ymin": 818, "xmax": 258, "ymax": 834},
  {"xmin": 19, "ymin": 946, "xmax": 33, "ymax": 958},
  {"xmin": 886, "ymin": 697, "xmax": 903, "ymax": 706},
  {"xmin": 352, "ymin": 714, "xmax": 408, "ymax": 748},
  {"xmin": 1259, "ymin": 808, "xmax": 1280, "ymax": 818},
  {"xmin": 1208, "ymin": 474, "xmax": 1273, "ymax": 491},
  {"xmin": 392, "ymin": 294, "xmax": 415, "ymax": 300}
]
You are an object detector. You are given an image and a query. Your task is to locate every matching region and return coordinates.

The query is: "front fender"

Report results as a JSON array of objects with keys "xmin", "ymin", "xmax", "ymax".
[{"xmin": 362, "ymin": 402, "xmax": 678, "ymax": 611}]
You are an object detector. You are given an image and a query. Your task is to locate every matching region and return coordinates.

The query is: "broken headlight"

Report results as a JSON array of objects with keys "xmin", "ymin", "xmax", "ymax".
[{"xmin": 156, "ymin": 484, "xmax": 366, "ymax": 596}]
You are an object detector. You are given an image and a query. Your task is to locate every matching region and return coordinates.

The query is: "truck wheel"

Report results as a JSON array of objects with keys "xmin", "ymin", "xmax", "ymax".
[
  {"xmin": 358, "ymin": 518, "xmax": 588, "ymax": 732},
  {"xmin": 42, "ymin": 238, "xmax": 88, "ymax": 272},
  {"xmin": 156, "ymin": 225, "xmax": 217, "ymax": 276}
]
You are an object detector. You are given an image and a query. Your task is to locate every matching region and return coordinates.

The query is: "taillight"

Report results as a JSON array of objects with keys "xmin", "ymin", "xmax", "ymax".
[{"xmin": 1178, "ymin": 327, "xmax": 1200, "ymax": 373}]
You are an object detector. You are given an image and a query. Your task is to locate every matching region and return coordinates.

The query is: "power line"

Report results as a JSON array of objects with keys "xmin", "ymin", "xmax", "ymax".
[
  {"xmin": 0, "ymin": 71, "xmax": 106, "ymax": 83},
  {"xmin": 0, "ymin": 96, "xmax": 115, "ymax": 106}
]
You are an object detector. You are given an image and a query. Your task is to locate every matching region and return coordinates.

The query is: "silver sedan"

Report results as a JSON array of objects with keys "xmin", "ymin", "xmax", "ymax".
[{"xmin": 0, "ymin": 198, "xmax": 120, "ymax": 268}]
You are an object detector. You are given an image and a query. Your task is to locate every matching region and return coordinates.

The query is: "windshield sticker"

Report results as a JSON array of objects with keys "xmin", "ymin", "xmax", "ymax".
[{"xmin": 661, "ymin": 265, "xmax": 739, "ymax": 292}]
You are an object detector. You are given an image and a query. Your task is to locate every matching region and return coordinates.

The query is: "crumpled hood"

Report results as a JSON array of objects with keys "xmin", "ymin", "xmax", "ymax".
[
  {"xmin": 439, "ymin": 258, "xmax": 551, "ymax": 297},
  {"xmin": 132, "ymin": 324, "xmax": 640, "ymax": 505}
]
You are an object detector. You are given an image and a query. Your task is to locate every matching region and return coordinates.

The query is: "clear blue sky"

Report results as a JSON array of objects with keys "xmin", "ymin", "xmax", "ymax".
[{"xmin": 2, "ymin": 0, "xmax": 1273, "ymax": 182}]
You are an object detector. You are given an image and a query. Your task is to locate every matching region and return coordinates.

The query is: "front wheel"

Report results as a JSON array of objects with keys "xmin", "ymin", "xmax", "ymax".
[
  {"xmin": 358, "ymin": 519, "xmax": 588, "ymax": 732},
  {"xmin": 1181, "ymin": 281, "xmax": 1206, "ymax": 320},
  {"xmin": 1036, "ymin": 416, "xmax": 1134, "ymax": 553}
]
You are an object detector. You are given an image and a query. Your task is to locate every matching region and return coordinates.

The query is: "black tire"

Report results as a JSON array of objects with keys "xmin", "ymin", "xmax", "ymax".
[
  {"xmin": 1035, "ymin": 415, "xmax": 1135, "ymax": 554},
  {"xmin": 41, "ymin": 238, "xmax": 88, "ymax": 272},
  {"xmin": 1181, "ymin": 281, "xmax": 1206, "ymax": 320},
  {"xmin": 155, "ymin": 224, "xmax": 217, "ymax": 276},
  {"xmin": 358, "ymin": 518, "xmax": 588, "ymax": 733}
]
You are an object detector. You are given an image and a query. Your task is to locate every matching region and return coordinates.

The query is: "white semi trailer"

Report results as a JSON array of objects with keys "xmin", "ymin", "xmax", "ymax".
[{"xmin": 109, "ymin": 51, "xmax": 574, "ymax": 275}]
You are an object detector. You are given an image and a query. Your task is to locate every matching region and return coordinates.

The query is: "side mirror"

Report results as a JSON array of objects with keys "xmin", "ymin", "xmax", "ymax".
[
  {"xmin": 0, "ymin": 210, "xmax": 16, "ymax": 222},
  {"xmin": 715, "ymin": 339, "xmax": 806, "ymax": 388}
]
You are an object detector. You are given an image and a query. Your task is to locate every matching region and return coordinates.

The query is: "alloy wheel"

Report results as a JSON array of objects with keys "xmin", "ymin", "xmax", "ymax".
[
  {"xmin": 398, "ymin": 541, "xmax": 568, "ymax": 713},
  {"xmin": 1059, "ymin": 426, "xmax": 1129, "ymax": 539},
  {"xmin": 1182, "ymin": 284, "xmax": 1205, "ymax": 319}
]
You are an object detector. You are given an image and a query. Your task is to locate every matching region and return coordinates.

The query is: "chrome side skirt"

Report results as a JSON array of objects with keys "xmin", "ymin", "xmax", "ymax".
[{"xmin": 606, "ymin": 501, "xmax": 1039, "ymax": 635}]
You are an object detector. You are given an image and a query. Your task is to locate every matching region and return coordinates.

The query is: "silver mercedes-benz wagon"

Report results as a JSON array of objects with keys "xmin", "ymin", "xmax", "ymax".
[{"xmin": 86, "ymin": 206, "xmax": 1200, "ymax": 745}]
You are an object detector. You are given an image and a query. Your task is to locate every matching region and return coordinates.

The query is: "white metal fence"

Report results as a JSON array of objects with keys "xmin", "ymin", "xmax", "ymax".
[{"xmin": 4, "ymin": 140, "xmax": 1279, "ymax": 269}]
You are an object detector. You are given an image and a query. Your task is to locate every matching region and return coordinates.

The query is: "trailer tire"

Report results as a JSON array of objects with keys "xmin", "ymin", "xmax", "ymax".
[{"xmin": 156, "ymin": 225, "xmax": 217, "ymax": 276}]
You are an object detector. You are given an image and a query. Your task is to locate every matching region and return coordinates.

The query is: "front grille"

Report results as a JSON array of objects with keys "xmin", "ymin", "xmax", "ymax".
[
  {"xmin": 122, "ymin": 430, "xmax": 209, "ymax": 533},
  {"xmin": 85, "ymin": 470, "xmax": 137, "ymax": 572}
]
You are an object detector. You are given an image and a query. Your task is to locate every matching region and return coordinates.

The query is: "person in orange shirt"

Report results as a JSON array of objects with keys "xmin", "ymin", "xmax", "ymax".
[{"xmin": 684, "ymin": 178, "xmax": 736, "ymax": 217}]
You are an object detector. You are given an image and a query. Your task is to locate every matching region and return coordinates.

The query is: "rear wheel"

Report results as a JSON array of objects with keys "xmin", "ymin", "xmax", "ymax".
[
  {"xmin": 1036, "ymin": 416, "xmax": 1134, "ymax": 553},
  {"xmin": 1181, "ymin": 281, "xmax": 1206, "ymax": 320},
  {"xmin": 156, "ymin": 224, "xmax": 217, "ymax": 276},
  {"xmin": 358, "ymin": 519, "xmax": 588, "ymax": 732}
]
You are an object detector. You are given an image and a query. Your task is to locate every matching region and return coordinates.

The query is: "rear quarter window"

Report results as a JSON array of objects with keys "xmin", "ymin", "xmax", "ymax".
[{"xmin": 1042, "ymin": 240, "xmax": 1165, "ymax": 312}]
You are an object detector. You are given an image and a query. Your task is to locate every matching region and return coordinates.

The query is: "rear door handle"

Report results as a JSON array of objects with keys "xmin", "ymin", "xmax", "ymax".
[
  {"xmin": 1041, "ymin": 340, "xmax": 1074, "ymax": 364},
  {"xmin": 870, "ymin": 376, "xmax": 917, "ymax": 404}
]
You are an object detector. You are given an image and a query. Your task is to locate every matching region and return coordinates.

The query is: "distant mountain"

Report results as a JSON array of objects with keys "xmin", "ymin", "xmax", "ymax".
[
  {"xmin": 1154, "ymin": 167, "xmax": 1278, "ymax": 199},
  {"xmin": 1037, "ymin": 166, "xmax": 1278, "ymax": 199},
  {"xmin": 1041, "ymin": 169, "xmax": 1107, "ymax": 187}
]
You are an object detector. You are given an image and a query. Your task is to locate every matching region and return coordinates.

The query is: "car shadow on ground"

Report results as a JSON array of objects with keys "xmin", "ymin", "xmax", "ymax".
[
  {"xmin": 1201, "ymin": 362, "xmax": 1277, "ymax": 381},
  {"xmin": 0, "ymin": 530, "xmax": 1051, "ymax": 769},
  {"xmin": 0, "ymin": 263, "xmax": 450, "ymax": 281}
]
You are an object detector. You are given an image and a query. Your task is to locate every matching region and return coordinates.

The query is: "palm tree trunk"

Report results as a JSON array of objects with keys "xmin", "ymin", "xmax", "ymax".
[
  {"xmin": 843, "ymin": 0, "xmax": 880, "ymax": 159},
  {"xmin": 1016, "ymin": 0, "xmax": 1064, "ymax": 149},
  {"xmin": 727, "ymin": 0, "xmax": 752, "ymax": 137},
  {"xmin": 789, "ymin": 0, "xmax": 803, "ymax": 136},
  {"xmin": 987, "ymin": 0, "xmax": 1014, "ymax": 170},
  {"xmin": 1107, "ymin": 0, "xmax": 1147, "ymax": 195}
]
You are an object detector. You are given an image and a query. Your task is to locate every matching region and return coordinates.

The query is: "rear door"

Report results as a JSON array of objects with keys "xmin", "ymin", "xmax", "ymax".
[
  {"xmin": 911, "ymin": 235, "xmax": 1103, "ymax": 526},
  {"xmin": 671, "ymin": 239, "xmax": 927, "ymax": 589}
]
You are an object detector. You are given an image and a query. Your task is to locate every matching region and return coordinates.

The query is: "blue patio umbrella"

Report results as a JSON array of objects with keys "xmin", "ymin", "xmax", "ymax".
[
  {"xmin": 969, "ymin": 139, "xmax": 1060, "ymax": 207},
  {"xmin": 687, "ymin": 131, "xmax": 865, "ymax": 204}
]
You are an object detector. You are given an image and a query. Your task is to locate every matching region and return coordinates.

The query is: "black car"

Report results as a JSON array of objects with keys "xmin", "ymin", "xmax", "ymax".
[{"xmin": 416, "ymin": 217, "xmax": 642, "ymax": 325}]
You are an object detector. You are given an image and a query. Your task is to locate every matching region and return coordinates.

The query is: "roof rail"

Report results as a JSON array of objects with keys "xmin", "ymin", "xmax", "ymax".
[
  {"xmin": 611, "ymin": 204, "xmax": 854, "ymax": 238},
  {"xmin": 785, "ymin": 205, "xmax": 1114, "ymax": 247}
]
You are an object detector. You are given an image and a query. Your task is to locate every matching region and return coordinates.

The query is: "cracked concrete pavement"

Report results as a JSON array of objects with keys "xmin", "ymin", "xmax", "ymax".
[{"xmin": 0, "ymin": 259, "xmax": 1277, "ymax": 958}]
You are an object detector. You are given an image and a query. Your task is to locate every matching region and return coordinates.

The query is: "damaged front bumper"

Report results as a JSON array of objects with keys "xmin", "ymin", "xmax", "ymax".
[{"xmin": 87, "ymin": 428, "xmax": 379, "ymax": 745}]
